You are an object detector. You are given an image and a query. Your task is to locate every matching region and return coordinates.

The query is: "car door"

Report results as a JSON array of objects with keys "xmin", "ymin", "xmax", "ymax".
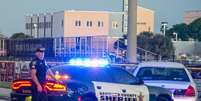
[{"xmin": 92, "ymin": 68, "xmax": 150, "ymax": 101}]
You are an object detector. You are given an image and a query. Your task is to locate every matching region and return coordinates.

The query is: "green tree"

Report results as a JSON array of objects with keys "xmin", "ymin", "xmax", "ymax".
[
  {"xmin": 137, "ymin": 32, "xmax": 153, "ymax": 51},
  {"xmin": 150, "ymin": 34, "xmax": 174, "ymax": 59},
  {"xmin": 188, "ymin": 17, "xmax": 201, "ymax": 41},
  {"xmin": 166, "ymin": 17, "xmax": 201, "ymax": 41},
  {"xmin": 166, "ymin": 23, "xmax": 189, "ymax": 41},
  {"xmin": 10, "ymin": 32, "xmax": 32, "ymax": 39},
  {"xmin": 138, "ymin": 32, "xmax": 174, "ymax": 59},
  {"xmin": 114, "ymin": 32, "xmax": 174, "ymax": 59}
]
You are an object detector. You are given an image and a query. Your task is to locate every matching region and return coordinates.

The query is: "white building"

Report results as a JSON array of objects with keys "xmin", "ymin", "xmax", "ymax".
[{"xmin": 25, "ymin": 11, "xmax": 124, "ymax": 38}]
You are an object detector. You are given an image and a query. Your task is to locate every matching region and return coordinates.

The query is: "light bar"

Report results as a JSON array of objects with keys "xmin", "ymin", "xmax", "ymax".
[{"xmin": 69, "ymin": 58, "xmax": 109, "ymax": 67}]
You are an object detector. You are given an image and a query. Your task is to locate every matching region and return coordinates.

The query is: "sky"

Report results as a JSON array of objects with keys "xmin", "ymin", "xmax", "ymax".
[{"xmin": 0, "ymin": 0, "xmax": 201, "ymax": 37}]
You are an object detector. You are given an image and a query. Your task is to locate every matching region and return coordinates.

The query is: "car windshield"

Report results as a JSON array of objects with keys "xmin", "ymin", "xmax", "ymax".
[
  {"xmin": 50, "ymin": 65, "xmax": 137, "ymax": 84},
  {"xmin": 137, "ymin": 67, "xmax": 190, "ymax": 82},
  {"xmin": 50, "ymin": 66, "xmax": 113, "ymax": 83}
]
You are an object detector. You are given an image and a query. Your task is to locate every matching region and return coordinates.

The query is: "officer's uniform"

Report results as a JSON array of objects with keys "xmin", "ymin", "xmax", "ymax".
[{"xmin": 29, "ymin": 49, "xmax": 49, "ymax": 101}]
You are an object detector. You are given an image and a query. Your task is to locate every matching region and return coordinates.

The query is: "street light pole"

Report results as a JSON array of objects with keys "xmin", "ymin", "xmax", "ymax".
[
  {"xmin": 33, "ymin": 24, "xmax": 38, "ymax": 38},
  {"xmin": 127, "ymin": 0, "xmax": 137, "ymax": 63},
  {"xmin": 173, "ymin": 32, "xmax": 178, "ymax": 41}
]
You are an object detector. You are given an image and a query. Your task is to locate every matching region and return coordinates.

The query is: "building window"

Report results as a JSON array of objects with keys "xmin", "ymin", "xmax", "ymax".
[
  {"xmin": 112, "ymin": 21, "xmax": 119, "ymax": 29},
  {"xmin": 46, "ymin": 22, "xmax": 51, "ymax": 28},
  {"xmin": 75, "ymin": 21, "xmax": 78, "ymax": 26},
  {"xmin": 98, "ymin": 21, "xmax": 101, "ymax": 27},
  {"xmin": 98, "ymin": 21, "xmax": 104, "ymax": 27},
  {"xmin": 87, "ymin": 21, "xmax": 90, "ymax": 27},
  {"xmin": 75, "ymin": 20, "xmax": 81, "ymax": 27},
  {"xmin": 26, "ymin": 23, "xmax": 29, "ymax": 29},
  {"xmin": 40, "ymin": 22, "xmax": 43, "ymax": 28},
  {"xmin": 61, "ymin": 20, "xmax": 64, "ymax": 27},
  {"xmin": 46, "ymin": 22, "xmax": 48, "ymax": 28},
  {"xmin": 87, "ymin": 21, "xmax": 92, "ymax": 27},
  {"xmin": 79, "ymin": 21, "xmax": 81, "ymax": 26},
  {"xmin": 42, "ymin": 22, "xmax": 44, "ymax": 28},
  {"xmin": 47, "ymin": 22, "xmax": 49, "ymax": 28},
  {"xmin": 90, "ymin": 21, "xmax": 92, "ymax": 27}
]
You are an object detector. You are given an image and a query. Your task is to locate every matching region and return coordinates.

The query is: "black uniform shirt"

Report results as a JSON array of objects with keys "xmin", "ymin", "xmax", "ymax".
[{"xmin": 29, "ymin": 58, "xmax": 49, "ymax": 85}]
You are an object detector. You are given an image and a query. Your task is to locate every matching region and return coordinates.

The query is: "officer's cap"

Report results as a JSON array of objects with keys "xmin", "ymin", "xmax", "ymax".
[{"xmin": 36, "ymin": 47, "xmax": 45, "ymax": 52}]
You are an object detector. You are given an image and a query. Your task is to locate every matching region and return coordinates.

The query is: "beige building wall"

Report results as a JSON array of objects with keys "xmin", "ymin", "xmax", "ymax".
[
  {"xmin": 64, "ymin": 11, "xmax": 109, "ymax": 37},
  {"xmin": 184, "ymin": 10, "xmax": 201, "ymax": 24},
  {"xmin": 137, "ymin": 6, "xmax": 154, "ymax": 35}
]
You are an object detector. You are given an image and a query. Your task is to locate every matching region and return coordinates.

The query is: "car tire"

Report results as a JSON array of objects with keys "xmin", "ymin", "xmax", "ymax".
[{"xmin": 157, "ymin": 96, "xmax": 171, "ymax": 101}]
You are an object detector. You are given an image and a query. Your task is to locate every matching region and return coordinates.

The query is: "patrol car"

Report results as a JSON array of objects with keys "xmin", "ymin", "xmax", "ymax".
[
  {"xmin": 11, "ymin": 58, "xmax": 173, "ymax": 101},
  {"xmin": 133, "ymin": 61, "xmax": 198, "ymax": 101}
]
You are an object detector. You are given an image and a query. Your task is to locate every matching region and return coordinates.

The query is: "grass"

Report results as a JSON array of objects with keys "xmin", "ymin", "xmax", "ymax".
[
  {"xmin": 0, "ymin": 93, "xmax": 3, "ymax": 97},
  {"xmin": 0, "ymin": 82, "xmax": 11, "ymax": 89}
]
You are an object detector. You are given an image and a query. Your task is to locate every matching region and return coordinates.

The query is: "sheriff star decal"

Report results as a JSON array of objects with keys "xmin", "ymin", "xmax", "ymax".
[{"xmin": 138, "ymin": 92, "xmax": 144, "ymax": 101}]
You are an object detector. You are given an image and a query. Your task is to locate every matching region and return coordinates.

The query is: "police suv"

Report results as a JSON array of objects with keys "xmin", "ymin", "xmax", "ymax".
[{"xmin": 11, "ymin": 58, "xmax": 173, "ymax": 101}]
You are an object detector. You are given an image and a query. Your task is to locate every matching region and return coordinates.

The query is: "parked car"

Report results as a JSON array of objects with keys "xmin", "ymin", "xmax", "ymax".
[{"xmin": 133, "ymin": 61, "xmax": 198, "ymax": 101}]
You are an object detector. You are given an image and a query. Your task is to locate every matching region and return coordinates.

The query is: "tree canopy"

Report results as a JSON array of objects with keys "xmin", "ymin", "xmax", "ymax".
[
  {"xmin": 166, "ymin": 23, "xmax": 189, "ymax": 41},
  {"xmin": 188, "ymin": 17, "xmax": 201, "ymax": 41},
  {"xmin": 114, "ymin": 32, "xmax": 175, "ymax": 59},
  {"xmin": 10, "ymin": 32, "xmax": 32, "ymax": 39},
  {"xmin": 166, "ymin": 17, "xmax": 201, "ymax": 41}
]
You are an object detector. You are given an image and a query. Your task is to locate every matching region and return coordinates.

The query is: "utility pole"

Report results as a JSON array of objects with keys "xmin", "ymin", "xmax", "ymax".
[
  {"xmin": 161, "ymin": 21, "xmax": 168, "ymax": 36},
  {"xmin": 127, "ymin": 0, "xmax": 137, "ymax": 63}
]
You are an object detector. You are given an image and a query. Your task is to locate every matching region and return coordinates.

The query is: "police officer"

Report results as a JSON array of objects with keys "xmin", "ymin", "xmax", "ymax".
[{"xmin": 29, "ymin": 47, "xmax": 49, "ymax": 101}]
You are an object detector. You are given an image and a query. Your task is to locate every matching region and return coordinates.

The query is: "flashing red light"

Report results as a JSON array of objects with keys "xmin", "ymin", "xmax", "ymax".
[
  {"xmin": 12, "ymin": 80, "xmax": 32, "ymax": 90},
  {"xmin": 77, "ymin": 96, "xmax": 82, "ymax": 101},
  {"xmin": 44, "ymin": 82, "xmax": 66, "ymax": 92},
  {"xmin": 62, "ymin": 75, "xmax": 70, "ymax": 80},
  {"xmin": 185, "ymin": 85, "xmax": 195, "ymax": 96}
]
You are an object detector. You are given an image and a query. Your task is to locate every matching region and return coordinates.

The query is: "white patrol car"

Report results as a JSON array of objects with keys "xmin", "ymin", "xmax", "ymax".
[
  {"xmin": 11, "ymin": 59, "xmax": 173, "ymax": 101},
  {"xmin": 133, "ymin": 61, "xmax": 198, "ymax": 101}
]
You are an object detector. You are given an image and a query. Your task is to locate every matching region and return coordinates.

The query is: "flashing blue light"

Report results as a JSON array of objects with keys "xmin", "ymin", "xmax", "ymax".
[{"xmin": 69, "ymin": 58, "xmax": 109, "ymax": 67}]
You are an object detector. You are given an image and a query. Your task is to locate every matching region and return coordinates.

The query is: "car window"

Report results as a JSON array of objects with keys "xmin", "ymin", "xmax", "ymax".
[
  {"xmin": 109, "ymin": 68, "xmax": 136, "ymax": 84},
  {"xmin": 136, "ymin": 67, "xmax": 190, "ymax": 82},
  {"xmin": 85, "ymin": 68, "xmax": 113, "ymax": 82}
]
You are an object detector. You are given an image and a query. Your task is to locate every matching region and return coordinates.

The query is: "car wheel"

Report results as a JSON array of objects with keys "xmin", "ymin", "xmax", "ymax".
[{"xmin": 157, "ymin": 96, "xmax": 171, "ymax": 101}]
